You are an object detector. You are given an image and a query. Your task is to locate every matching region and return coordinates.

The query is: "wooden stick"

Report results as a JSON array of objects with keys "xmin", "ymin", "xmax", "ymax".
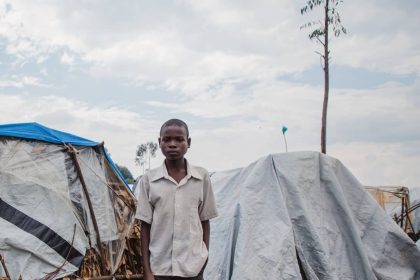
[
  {"xmin": 67, "ymin": 145, "xmax": 107, "ymax": 274},
  {"xmin": 0, "ymin": 254, "xmax": 11, "ymax": 279},
  {"xmin": 83, "ymin": 275, "xmax": 142, "ymax": 280}
]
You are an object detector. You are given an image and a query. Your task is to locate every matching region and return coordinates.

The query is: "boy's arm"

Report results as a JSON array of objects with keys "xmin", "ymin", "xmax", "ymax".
[
  {"xmin": 140, "ymin": 221, "xmax": 155, "ymax": 280},
  {"xmin": 202, "ymin": 220, "xmax": 210, "ymax": 271},
  {"xmin": 201, "ymin": 220, "xmax": 210, "ymax": 250}
]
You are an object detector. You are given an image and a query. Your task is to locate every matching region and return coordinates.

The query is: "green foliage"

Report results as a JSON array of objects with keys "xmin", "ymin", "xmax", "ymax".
[
  {"xmin": 300, "ymin": 0, "xmax": 323, "ymax": 14},
  {"xmin": 300, "ymin": 0, "xmax": 346, "ymax": 42},
  {"xmin": 116, "ymin": 164, "xmax": 134, "ymax": 184}
]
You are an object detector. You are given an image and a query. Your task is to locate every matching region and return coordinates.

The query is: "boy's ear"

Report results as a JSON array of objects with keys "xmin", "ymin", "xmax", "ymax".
[
  {"xmin": 158, "ymin": 137, "xmax": 161, "ymax": 145},
  {"xmin": 187, "ymin": 138, "xmax": 191, "ymax": 148}
]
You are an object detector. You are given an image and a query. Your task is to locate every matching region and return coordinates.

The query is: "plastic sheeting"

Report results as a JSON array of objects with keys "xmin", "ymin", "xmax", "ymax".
[
  {"xmin": 205, "ymin": 152, "xmax": 420, "ymax": 280},
  {"xmin": 0, "ymin": 137, "xmax": 136, "ymax": 279},
  {"xmin": 0, "ymin": 122, "xmax": 130, "ymax": 188},
  {"xmin": 0, "ymin": 140, "xmax": 88, "ymax": 278},
  {"xmin": 0, "ymin": 122, "xmax": 97, "ymax": 147}
]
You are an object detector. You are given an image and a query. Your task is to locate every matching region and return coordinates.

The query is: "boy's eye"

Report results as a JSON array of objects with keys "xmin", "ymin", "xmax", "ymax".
[{"xmin": 162, "ymin": 137, "xmax": 185, "ymax": 142}]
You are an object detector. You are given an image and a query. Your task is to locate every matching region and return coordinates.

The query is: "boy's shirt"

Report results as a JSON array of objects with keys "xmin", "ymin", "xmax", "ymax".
[{"xmin": 135, "ymin": 159, "xmax": 218, "ymax": 277}]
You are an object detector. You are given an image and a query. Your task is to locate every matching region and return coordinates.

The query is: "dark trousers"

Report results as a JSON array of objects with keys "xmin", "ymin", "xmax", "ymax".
[
  {"xmin": 155, "ymin": 268, "xmax": 204, "ymax": 280},
  {"xmin": 155, "ymin": 275, "xmax": 203, "ymax": 280}
]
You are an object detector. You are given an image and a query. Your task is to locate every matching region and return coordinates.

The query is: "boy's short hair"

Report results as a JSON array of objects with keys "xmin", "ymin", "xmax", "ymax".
[{"xmin": 160, "ymin": 119, "xmax": 189, "ymax": 137}]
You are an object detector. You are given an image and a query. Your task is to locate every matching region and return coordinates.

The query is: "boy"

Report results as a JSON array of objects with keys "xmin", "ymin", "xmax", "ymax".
[{"xmin": 136, "ymin": 119, "xmax": 218, "ymax": 280}]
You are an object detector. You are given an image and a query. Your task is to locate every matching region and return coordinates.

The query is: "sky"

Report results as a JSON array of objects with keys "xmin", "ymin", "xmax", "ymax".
[{"xmin": 0, "ymin": 0, "xmax": 419, "ymax": 189}]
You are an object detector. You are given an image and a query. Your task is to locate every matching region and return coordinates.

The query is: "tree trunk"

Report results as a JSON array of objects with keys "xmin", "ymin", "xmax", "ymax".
[
  {"xmin": 148, "ymin": 151, "xmax": 151, "ymax": 170},
  {"xmin": 321, "ymin": 0, "xmax": 330, "ymax": 154}
]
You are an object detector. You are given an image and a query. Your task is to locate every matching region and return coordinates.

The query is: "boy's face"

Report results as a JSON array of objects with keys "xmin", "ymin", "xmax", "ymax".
[{"xmin": 159, "ymin": 125, "xmax": 190, "ymax": 161}]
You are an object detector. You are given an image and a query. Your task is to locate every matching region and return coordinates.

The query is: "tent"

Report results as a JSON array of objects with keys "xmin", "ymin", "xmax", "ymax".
[
  {"xmin": 0, "ymin": 123, "xmax": 137, "ymax": 279},
  {"xmin": 365, "ymin": 186, "xmax": 419, "ymax": 241},
  {"xmin": 205, "ymin": 152, "xmax": 420, "ymax": 280}
]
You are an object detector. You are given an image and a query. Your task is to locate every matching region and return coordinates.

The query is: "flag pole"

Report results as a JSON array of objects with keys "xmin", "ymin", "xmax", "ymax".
[{"xmin": 282, "ymin": 126, "xmax": 288, "ymax": 152}]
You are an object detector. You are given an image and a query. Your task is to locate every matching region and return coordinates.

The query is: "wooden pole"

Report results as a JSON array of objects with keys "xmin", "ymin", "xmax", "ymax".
[
  {"xmin": 83, "ymin": 275, "xmax": 143, "ymax": 280},
  {"xmin": 67, "ymin": 145, "xmax": 107, "ymax": 274},
  {"xmin": 0, "ymin": 254, "xmax": 11, "ymax": 279},
  {"xmin": 401, "ymin": 195, "xmax": 405, "ymax": 228},
  {"xmin": 321, "ymin": 0, "xmax": 330, "ymax": 154}
]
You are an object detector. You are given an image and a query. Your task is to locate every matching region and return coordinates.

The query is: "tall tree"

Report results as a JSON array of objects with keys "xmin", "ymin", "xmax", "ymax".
[
  {"xmin": 301, "ymin": 0, "xmax": 346, "ymax": 154},
  {"xmin": 135, "ymin": 141, "xmax": 158, "ymax": 173}
]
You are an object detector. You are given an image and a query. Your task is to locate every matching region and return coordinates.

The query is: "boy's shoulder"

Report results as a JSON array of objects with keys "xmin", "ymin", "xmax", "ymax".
[
  {"xmin": 190, "ymin": 163, "xmax": 209, "ymax": 175},
  {"xmin": 188, "ymin": 162, "xmax": 212, "ymax": 182},
  {"xmin": 142, "ymin": 164, "xmax": 163, "ymax": 182}
]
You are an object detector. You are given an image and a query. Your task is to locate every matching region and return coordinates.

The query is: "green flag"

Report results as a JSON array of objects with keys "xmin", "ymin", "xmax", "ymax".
[{"xmin": 282, "ymin": 126, "xmax": 288, "ymax": 135}]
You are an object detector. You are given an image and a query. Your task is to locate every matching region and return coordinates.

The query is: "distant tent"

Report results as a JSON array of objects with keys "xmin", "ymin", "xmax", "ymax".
[
  {"xmin": 0, "ymin": 123, "xmax": 137, "ymax": 279},
  {"xmin": 206, "ymin": 152, "xmax": 420, "ymax": 280},
  {"xmin": 411, "ymin": 188, "xmax": 420, "ymax": 242},
  {"xmin": 366, "ymin": 186, "xmax": 419, "ymax": 241}
]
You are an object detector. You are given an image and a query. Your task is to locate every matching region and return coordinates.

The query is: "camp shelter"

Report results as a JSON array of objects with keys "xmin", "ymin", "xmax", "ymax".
[
  {"xmin": 365, "ymin": 186, "xmax": 419, "ymax": 241},
  {"xmin": 0, "ymin": 123, "xmax": 138, "ymax": 279},
  {"xmin": 206, "ymin": 152, "xmax": 420, "ymax": 280}
]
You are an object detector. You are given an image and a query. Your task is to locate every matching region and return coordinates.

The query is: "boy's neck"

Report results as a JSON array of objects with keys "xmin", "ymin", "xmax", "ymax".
[
  {"xmin": 165, "ymin": 158, "xmax": 187, "ymax": 184},
  {"xmin": 165, "ymin": 158, "xmax": 186, "ymax": 171}
]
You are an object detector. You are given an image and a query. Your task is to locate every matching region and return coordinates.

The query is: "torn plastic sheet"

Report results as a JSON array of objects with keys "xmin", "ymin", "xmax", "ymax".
[{"xmin": 0, "ymin": 137, "xmax": 136, "ymax": 279}]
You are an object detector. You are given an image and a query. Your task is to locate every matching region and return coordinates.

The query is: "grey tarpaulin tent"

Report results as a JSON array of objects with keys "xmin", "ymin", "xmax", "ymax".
[{"xmin": 205, "ymin": 152, "xmax": 420, "ymax": 280}]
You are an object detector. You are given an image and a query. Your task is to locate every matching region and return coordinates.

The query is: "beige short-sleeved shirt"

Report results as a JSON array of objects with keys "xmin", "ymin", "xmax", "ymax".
[{"xmin": 135, "ymin": 160, "xmax": 218, "ymax": 277}]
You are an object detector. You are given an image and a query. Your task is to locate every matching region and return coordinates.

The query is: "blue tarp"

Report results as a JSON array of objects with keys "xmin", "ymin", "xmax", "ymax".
[
  {"xmin": 0, "ymin": 122, "xmax": 130, "ymax": 188},
  {"xmin": 0, "ymin": 122, "xmax": 97, "ymax": 146}
]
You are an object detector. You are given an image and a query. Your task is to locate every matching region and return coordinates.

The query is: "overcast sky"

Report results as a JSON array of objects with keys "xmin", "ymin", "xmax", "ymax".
[{"xmin": 0, "ymin": 0, "xmax": 419, "ymax": 188}]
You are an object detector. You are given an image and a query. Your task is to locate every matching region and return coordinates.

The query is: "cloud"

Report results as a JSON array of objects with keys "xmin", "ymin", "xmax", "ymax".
[
  {"xmin": 60, "ymin": 52, "xmax": 75, "ymax": 65},
  {"xmin": 5, "ymin": 1, "xmax": 409, "ymax": 80},
  {"xmin": 2, "ymin": 0, "xmax": 418, "ymax": 92},
  {"xmin": 332, "ymin": 0, "xmax": 420, "ymax": 75},
  {"xmin": 334, "ymin": 33, "xmax": 420, "ymax": 75},
  {"xmin": 0, "ymin": 1, "xmax": 82, "ymax": 63},
  {"xmin": 0, "ymin": 75, "xmax": 49, "ymax": 88},
  {"xmin": 328, "ymin": 78, "xmax": 420, "ymax": 144},
  {"xmin": 330, "ymin": 141, "xmax": 420, "ymax": 188},
  {"xmin": 0, "ymin": 0, "xmax": 311, "ymax": 87},
  {"xmin": 0, "ymin": 93, "xmax": 160, "ymax": 174}
]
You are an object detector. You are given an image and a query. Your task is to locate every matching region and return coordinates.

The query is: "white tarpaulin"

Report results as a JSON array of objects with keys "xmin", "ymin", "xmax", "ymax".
[
  {"xmin": 0, "ymin": 140, "xmax": 87, "ymax": 279},
  {"xmin": 0, "ymin": 136, "xmax": 136, "ymax": 279},
  {"xmin": 205, "ymin": 152, "xmax": 420, "ymax": 280}
]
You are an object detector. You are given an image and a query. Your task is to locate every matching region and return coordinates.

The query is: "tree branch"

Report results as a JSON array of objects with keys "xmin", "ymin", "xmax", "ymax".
[
  {"xmin": 319, "ymin": 55, "xmax": 325, "ymax": 70},
  {"xmin": 315, "ymin": 36, "xmax": 325, "ymax": 46},
  {"xmin": 315, "ymin": 51, "xmax": 324, "ymax": 57}
]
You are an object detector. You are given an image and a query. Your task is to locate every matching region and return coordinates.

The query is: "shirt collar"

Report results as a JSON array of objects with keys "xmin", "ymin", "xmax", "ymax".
[{"xmin": 150, "ymin": 159, "xmax": 203, "ymax": 182}]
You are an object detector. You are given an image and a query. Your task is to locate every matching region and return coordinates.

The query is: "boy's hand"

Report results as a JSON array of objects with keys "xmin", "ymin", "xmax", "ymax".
[
  {"xmin": 143, "ymin": 271, "xmax": 156, "ymax": 280},
  {"xmin": 140, "ymin": 221, "xmax": 155, "ymax": 280}
]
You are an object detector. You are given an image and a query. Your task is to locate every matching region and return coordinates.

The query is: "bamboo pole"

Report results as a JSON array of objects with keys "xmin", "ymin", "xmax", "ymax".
[
  {"xmin": 67, "ymin": 145, "xmax": 107, "ymax": 274},
  {"xmin": 0, "ymin": 254, "xmax": 11, "ymax": 279}
]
